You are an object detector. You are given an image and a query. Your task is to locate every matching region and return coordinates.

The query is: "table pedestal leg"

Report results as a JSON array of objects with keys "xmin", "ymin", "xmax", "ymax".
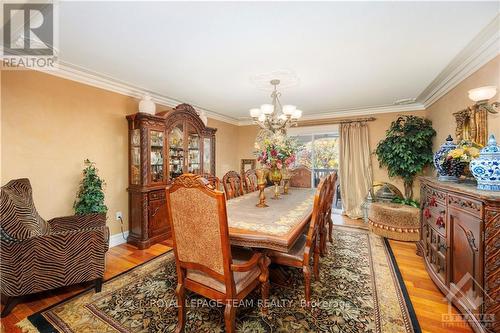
[{"xmin": 269, "ymin": 264, "xmax": 291, "ymax": 286}]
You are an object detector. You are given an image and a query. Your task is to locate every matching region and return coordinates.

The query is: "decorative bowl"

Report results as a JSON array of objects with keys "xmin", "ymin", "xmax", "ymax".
[{"xmin": 433, "ymin": 135, "xmax": 457, "ymax": 181}]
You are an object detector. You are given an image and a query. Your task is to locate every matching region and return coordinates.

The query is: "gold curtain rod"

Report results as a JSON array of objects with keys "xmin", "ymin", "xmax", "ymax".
[
  {"xmin": 298, "ymin": 116, "xmax": 376, "ymax": 126},
  {"xmin": 335, "ymin": 117, "xmax": 376, "ymax": 124}
]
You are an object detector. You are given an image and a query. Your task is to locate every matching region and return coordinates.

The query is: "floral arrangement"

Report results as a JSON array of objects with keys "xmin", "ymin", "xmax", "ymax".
[
  {"xmin": 440, "ymin": 140, "xmax": 482, "ymax": 178},
  {"xmin": 254, "ymin": 132, "xmax": 300, "ymax": 169}
]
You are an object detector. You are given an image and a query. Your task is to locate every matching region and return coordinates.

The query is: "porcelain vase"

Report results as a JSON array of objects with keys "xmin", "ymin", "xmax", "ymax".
[{"xmin": 470, "ymin": 134, "xmax": 500, "ymax": 191}]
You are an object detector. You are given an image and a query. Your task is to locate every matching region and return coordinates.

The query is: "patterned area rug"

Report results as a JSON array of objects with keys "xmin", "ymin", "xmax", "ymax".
[{"xmin": 17, "ymin": 226, "xmax": 420, "ymax": 333}]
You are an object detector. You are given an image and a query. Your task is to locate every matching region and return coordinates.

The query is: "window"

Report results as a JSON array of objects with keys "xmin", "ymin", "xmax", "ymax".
[{"xmin": 291, "ymin": 130, "xmax": 339, "ymax": 187}]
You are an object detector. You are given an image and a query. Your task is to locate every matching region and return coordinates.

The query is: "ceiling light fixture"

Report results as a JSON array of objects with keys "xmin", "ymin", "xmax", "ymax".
[{"xmin": 249, "ymin": 79, "xmax": 302, "ymax": 134}]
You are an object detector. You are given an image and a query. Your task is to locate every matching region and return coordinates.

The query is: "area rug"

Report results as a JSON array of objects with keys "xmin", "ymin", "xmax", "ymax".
[{"xmin": 17, "ymin": 226, "xmax": 421, "ymax": 333}]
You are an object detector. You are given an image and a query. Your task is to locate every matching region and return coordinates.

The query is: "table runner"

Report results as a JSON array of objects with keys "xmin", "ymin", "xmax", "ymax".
[{"xmin": 226, "ymin": 187, "xmax": 315, "ymax": 236}]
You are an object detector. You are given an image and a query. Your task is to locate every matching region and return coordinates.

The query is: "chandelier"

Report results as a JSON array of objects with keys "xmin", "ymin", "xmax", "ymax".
[{"xmin": 249, "ymin": 79, "xmax": 303, "ymax": 134}]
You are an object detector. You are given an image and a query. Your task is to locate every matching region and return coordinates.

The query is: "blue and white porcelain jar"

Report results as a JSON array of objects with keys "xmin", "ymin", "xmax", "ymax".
[
  {"xmin": 433, "ymin": 135, "xmax": 457, "ymax": 181},
  {"xmin": 470, "ymin": 134, "xmax": 500, "ymax": 191}
]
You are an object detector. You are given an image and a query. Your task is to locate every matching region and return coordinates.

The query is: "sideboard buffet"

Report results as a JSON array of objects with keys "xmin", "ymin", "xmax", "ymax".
[
  {"xmin": 418, "ymin": 177, "xmax": 499, "ymax": 333},
  {"xmin": 126, "ymin": 104, "xmax": 216, "ymax": 249}
]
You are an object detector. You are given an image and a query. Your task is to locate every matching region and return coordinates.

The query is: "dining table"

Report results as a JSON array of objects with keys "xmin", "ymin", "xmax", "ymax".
[{"xmin": 225, "ymin": 187, "xmax": 316, "ymax": 252}]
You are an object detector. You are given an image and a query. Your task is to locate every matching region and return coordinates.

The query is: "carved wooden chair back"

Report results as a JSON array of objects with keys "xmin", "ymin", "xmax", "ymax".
[
  {"xmin": 166, "ymin": 174, "xmax": 236, "ymax": 294},
  {"xmin": 202, "ymin": 173, "xmax": 221, "ymax": 191},
  {"xmin": 303, "ymin": 178, "xmax": 328, "ymax": 263},
  {"xmin": 244, "ymin": 169, "xmax": 258, "ymax": 193},
  {"xmin": 319, "ymin": 172, "xmax": 338, "ymax": 254},
  {"xmin": 222, "ymin": 171, "xmax": 245, "ymax": 199},
  {"xmin": 290, "ymin": 165, "xmax": 312, "ymax": 188}
]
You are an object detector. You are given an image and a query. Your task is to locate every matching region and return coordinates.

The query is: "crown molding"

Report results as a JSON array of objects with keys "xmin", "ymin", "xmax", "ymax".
[
  {"xmin": 36, "ymin": 61, "xmax": 241, "ymax": 125},
  {"xmin": 418, "ymin": 15, "xmax": 500, "ymax": 108},
  {"xmin": 236, "ymin": 102, "xmax": 426, "ymax": 126}
]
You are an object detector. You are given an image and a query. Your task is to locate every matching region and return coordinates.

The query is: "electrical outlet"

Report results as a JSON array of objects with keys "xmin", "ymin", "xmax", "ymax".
[{"xmin": 115, "ymin": 211, "xmax": 123, "ymax": 221}]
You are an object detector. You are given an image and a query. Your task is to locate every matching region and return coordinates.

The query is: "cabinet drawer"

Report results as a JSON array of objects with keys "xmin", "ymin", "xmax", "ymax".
[
  {"xmin": 448, "ymin": 194, "xmax": 482, "ymax": 218},
  {"xmin": 149, "ymin": 190, "xmax": 166, "ymax": 201},
  {"xmin": 423, "ymin": 186, "xmax": 447, "ymax": 204},
  {"xmin": 423, "ymin": 209, "xmax": 447, "ymax": 237}
]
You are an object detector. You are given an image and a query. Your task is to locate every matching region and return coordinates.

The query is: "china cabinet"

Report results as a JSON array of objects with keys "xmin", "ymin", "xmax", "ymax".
[
  {"xmin": 418, "ymin": 177, "xmax": 499, "ymax": 333},
  {"xmin": 126, "ymin": 104, "xmax": 216, "ymax": 249}
]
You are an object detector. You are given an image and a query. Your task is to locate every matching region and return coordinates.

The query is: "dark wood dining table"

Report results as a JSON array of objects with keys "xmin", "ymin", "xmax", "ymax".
[{"xmin": 225, "ymin": 187, "xmax": 316, "ymax": 252}]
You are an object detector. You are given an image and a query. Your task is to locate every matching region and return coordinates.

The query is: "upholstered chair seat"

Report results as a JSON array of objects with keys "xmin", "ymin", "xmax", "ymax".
[
  {"xmin": 267, "ymin": 234, "xmax": 307, "ymax": 262},
  {"xmin": 187, "ymin": 247, "xmax": 261, "ymax": 294}
]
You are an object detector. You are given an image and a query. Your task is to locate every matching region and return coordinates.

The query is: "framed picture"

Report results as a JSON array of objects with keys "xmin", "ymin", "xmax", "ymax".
[{"xmin": 240, "ymin": 159, "xmax": 256, "ymax": 175}]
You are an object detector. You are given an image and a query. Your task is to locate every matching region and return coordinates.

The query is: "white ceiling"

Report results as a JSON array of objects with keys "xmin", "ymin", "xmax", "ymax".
[{"xmin": 57, "ymin": 1, "xmax": 499, "ymax": 120}]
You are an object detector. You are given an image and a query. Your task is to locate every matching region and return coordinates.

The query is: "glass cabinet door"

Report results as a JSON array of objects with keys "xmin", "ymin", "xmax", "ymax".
[
  {"xmin": 187, "ymin": 125, "xmax": 201, "ymax": 174},
  {"xmin": 203, "ymin": 137, "xmax": 211, "ymax": 174},
  {"xmin": 150, "ymin": 130, "xmax": 164, "ymax": 183},
  {"xmin": 169, "ymin": 123, "xmax": 184, "ymax": 179},
  {"xmin": 131, "ymin": 129, "xmax": 141, "ymax": 185}
]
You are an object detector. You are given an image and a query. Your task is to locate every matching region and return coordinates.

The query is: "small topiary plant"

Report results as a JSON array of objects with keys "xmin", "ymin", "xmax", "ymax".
[
  {"xmin": 74, "ymin": 159, "xmax": 108, "ymax": 215},
  {"xmin": 375, "ymin": 115, "xmax": 436, "ymax": 200}
]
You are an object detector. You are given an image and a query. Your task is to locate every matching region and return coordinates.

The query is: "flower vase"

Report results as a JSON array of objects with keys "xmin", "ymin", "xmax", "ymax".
[
  {"xmin": 269, "ymin": 164, "xmax": 282, "ymax": 200},
  {"xmin": 255, "ymin": 168, "xmax": 269, "ymax": 208}
]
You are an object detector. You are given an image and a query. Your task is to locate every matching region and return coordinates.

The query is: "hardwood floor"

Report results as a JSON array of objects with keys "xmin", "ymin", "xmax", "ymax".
[{"xmin": 1, "ymin": 216, "xmax": 473, "ymax": 333}]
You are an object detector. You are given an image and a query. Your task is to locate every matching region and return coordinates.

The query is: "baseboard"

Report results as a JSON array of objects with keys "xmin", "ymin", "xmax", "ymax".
[{"xmin": 109, "ymin": 231, "xmax": 129, "ymax": 248}]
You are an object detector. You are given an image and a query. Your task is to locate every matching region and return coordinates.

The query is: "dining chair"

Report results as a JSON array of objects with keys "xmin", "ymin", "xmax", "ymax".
[
  {"xmin": 289, "ymin": 165, "xmax": 312, "ymax": 188},
  {"xmin": 222, "ymin": 171, "xmax": 245, "ymax": 199},
  {"xmin": 166, "ymin": 174, "xmax": 270, "ymax": 333},
  {"xmin": 320, "ymin": 172, "xmax": 338, "ymax": 256},
  {"xmin": 265, "ymin": 178, "xmax": 327, "ymax": 306},
  {"xmin": 243, "ymin": 169, "xmax": 258, "ymax": 193},
  {"xmin": 202, "ymin": 173, "xmax": 221, "ymax": 191}
]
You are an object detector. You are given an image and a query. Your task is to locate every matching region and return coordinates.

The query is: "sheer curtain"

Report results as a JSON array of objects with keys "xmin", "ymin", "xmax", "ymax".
[{"xmin": 338, "ymin": 122, "xmax": 373, "ymax": 219}]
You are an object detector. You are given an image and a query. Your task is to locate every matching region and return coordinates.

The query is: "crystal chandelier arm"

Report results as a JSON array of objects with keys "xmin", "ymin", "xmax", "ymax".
[{"xmin": 250, "ymin": 79, "xmax": 301, "ymax": 134}]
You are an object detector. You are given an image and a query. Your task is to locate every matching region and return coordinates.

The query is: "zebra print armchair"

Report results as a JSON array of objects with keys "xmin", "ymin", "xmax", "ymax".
[{"xmin": 0, "ymin": 178, "xmax": 109, "ymax": 317}]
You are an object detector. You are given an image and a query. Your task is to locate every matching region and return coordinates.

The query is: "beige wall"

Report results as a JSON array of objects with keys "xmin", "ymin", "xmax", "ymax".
[
  {"xmin": 236, "ymin": 125, "xmax": 259, "ymax": 163},
  {"xmin": 206, "ymin": 118, "xmax": 240, "ymax": 178},
  {"xmin": 426, "ymin": 55, "xmax": 500, "ymax": 151},
  {"xmin": 2, "ymin": 70, "xmax": 135, "ymax": 235},
  {"xmin": 1, "ymin": 70, "xmax": 239, "ymax": 235}
]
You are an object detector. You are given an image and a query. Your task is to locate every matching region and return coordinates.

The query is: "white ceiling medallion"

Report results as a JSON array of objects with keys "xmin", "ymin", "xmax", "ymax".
[{"xmin": 250, "ymin": 69, "xmax": 300, "ymax": 91}]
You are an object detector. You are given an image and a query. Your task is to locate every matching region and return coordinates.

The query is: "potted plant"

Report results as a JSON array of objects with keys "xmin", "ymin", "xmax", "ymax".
[
  {"xmin": 74, "ymin": 159, "xmax": 108, "ymax": 215},
  {"xmin": 375, "ymin": 115, "xmax": 436, "ymax": 200}
]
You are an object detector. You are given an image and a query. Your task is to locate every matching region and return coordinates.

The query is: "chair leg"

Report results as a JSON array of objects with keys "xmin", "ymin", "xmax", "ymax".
[
  {"xmin": 313, "ymin": 240, "xmax": 320, "ymax": 282},
  {"xmin": 1, "ymin": 295, "xmax": 20, "ymax": 318},
  {"xmin": 328, "ymin": 216, "xmax": 333, "ymax": 243},
  {"xmin": 319, "ymin": 226, "xmax": 326, "ymax": 257},
  {"xmin": 175, "ymin": 283, "xmax": 186, "ymax": 333},
  {"xmin": 320, "ymin": 224, "xmax": 328, "ymax": 257},
  {"xmin": 95, "ymin": 278, "xmax": 103, "ymax": 293},
  {"xmin": 302, "ymin": 265, "xmax": 311, "ymax": 307},
  {"xmin": 224, "ymin": 301, "xmax": 236, "ymax": 333}
]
